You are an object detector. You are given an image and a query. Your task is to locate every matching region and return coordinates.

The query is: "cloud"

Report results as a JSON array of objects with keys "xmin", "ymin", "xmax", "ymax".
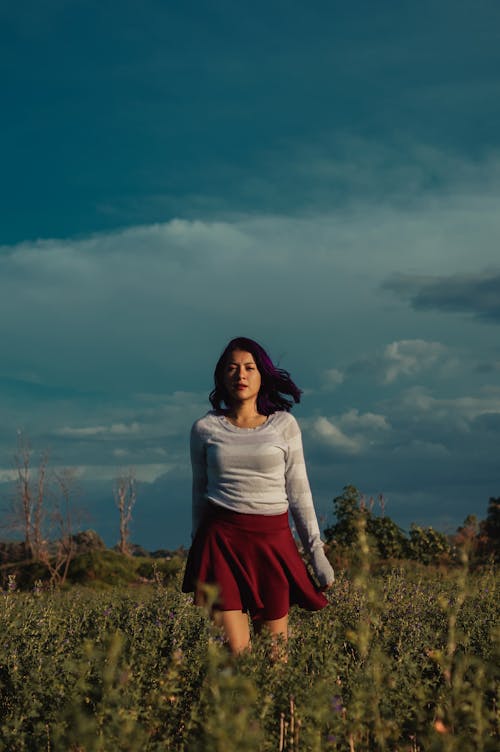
[
  {"xmin": 0, "ymin": 469, "xmax": 16, "ymax": 483},
  {"xmin": 382, "ymin": 339, "xmax": 448, "ymax": 383},
  {"xmin": 383, "ymin": 270, "xmax": 500, "ymax": 322},
  {"xmin": 386, "ymin": 385, "xmax": 500, "ymax": 436},
  {"xmin": 305, "ymin": 380, "xmax": 500, "ymax": 494},
  {"xmin": 70, "ymin": 463, "xmax": 171, "ymax": 483},
  {"xmin": 233, "ymin": 138, "xmax": 500, "ymax": 216},
  {"xmin": 1, "ymin": 149, "xmax": 500, "ymax": 539},
  {"xmin": 310, "ymin": 417, "xmax": 362, "ymax": 455},
  {"xmin": 342, "ymin": 339, "xmax": 453, "ymax": 385},
  {"xmin": 307, "ymin": 409, "xmax": 390, "ymax": 456},
  {"xmin": 1, "ymin": 160, "xmax": 499, "ymax": 404},
  {"xmin": 338, "ymin": 409, "xmax": 390, "ymax": 432},
  {"xmin": 472, "ymin": 412, "xmax": 500, "ymax": 433},
  {"xmin": 0, "ymin": 461, "xmax": 172, "ymax": 486},
  {"xmin": 391, "ymin": 439, "xmax": 450, "ymax": 458},
  {"xmin": 321, "ymin": 368, "xmax": 344, "ymax": 390},
  {"xmin": 0, "ymin": 387, "xmax": 207, "ymax": 489},
  {"xmin": 475, "ymin": 360, "xmax": 500, "ymax": 374},
  {"xmin": 57, "ymin": 422, "xmax": 142, "ymax": 438}
]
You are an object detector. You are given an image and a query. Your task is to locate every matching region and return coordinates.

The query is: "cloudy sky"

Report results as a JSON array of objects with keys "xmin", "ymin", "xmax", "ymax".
[{"xmin": 1, "ymin": 0, "xmax": 499, "ymax": 549}]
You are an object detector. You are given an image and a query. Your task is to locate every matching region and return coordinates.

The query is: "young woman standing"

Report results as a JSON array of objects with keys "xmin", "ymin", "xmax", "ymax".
[{"xmin": 182, "ymin": 337, "xmax": 334, "ymax": 654}]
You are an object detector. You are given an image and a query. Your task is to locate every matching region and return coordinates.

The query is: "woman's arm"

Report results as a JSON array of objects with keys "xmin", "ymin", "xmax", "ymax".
[
  {"xmin": 283, "ymin": 415, "xmax": 334, "ymax": 587},
  {"xmin": 190, "ymin": 421, "xmax": 208, "ymax": 539}
]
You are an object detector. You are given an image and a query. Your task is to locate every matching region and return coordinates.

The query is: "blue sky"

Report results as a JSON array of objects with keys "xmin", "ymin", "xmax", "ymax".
[{"xmin": 1, "ymin": 0, "xmax": 499, "ymax": 549}]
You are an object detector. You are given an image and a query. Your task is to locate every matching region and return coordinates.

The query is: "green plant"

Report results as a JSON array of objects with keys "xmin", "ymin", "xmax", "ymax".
[{"xmin": 0, "ymin": 564, "xmax": 497, "ymax": 750}]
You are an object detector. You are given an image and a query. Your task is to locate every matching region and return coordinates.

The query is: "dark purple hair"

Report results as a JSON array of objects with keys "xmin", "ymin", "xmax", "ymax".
[{"xmin": 209, "ymin": 337, "xmax": 302, "ymax": 415}]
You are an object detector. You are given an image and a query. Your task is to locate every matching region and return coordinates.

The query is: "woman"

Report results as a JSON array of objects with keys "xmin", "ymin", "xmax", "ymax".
[{"xmin": 182, "ymin": 337, "xmax": 334, "ymax": 654}]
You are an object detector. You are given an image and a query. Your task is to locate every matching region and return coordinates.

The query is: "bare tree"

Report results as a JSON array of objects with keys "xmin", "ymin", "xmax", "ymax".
[
  {"xmin": 13, "ymin": 433, "xmax": 49, "ymax": 560},
  {"xmin": 114, "ymin": 470, "xmax": 136, "ymax": 556},
  {"xmin": 33, "ymin": 450, "xmax": 49, "ymax": 559},
  {"xmin": 39, "ymin": 468, "xmax": 78, "ymax": 586},
  {"xmin": 7, "ymin": 434, "xmax": 83, "ymax": 586}
]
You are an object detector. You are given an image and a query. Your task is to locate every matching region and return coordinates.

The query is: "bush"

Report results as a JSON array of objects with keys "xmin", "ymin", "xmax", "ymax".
[
  {"xmin": 135, "ymin": 556, "xmax": 184, "ymax": 582},
  {"xmin": 67, "ymin": 550, "xmax": 139, "ymax": 588}
]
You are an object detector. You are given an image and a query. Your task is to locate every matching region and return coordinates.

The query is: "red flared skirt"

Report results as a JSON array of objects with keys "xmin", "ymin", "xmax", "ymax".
[{"xmin": 182, "ymin": 504, "xmax": 328, "ymax": 621}]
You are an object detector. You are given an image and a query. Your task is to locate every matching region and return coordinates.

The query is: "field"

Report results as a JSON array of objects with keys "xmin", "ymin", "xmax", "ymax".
[{"xmin": 0, "ymin": 559, "xmax": 498, "ymax": 751}]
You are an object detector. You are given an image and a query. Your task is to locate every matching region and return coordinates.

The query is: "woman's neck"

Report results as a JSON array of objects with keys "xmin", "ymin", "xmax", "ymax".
[{"xmin": 226, "ymin": 402, "xmax": 267, "ymax": 427}]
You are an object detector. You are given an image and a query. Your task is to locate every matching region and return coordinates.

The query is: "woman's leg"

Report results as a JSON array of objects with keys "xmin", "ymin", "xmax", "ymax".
[
  {"xmin": 254, "ymin": 614, "xmax": 289, "ymax": 660},
  {"xmin": 214, "ymin": 609, "xmax": 251, "ymax": 654},
  {"xmin": 261, "ymin": 614, "xmax": 288, "ymax": 640}
]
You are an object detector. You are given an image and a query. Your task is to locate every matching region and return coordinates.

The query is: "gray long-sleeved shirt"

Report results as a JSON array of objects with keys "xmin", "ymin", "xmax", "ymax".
[{"xmin": 190, "ymin": 410, "xmax": 334, "ymax": 586}]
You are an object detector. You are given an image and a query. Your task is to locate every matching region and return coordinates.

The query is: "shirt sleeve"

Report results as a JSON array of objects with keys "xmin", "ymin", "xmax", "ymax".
[
  {"xmin": 283, "ymin": 414, "xmax": 335, "ymax": 586},
  {"xmin": 190, "ymin": 420, "xmax": 208, "ymax": 539}
]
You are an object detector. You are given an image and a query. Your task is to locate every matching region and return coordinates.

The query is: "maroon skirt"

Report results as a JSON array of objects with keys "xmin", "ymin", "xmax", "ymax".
[{"xmin": 182, "ymin": 504, "xmax": 328, "ymax": 621}]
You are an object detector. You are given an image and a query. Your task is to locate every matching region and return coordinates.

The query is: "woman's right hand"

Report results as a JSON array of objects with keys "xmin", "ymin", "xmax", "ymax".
[{"xmin": 311, "ymin": 546, "xmax": 335, "ymax": 589}]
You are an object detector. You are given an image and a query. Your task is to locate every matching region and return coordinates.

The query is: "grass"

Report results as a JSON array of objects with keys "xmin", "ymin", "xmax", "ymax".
[{"xmin": 0, "ymin": 550, "xmax": 498, "ymax": 751}]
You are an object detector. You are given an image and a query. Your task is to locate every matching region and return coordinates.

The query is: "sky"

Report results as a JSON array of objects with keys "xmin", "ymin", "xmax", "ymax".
[{"xmin": 1, "ymin": 0, "xmax": 499, "ymax": 549}]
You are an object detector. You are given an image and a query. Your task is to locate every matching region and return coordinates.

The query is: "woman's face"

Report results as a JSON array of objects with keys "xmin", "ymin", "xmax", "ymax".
[{"xmin": 223, "ymin": 349, "xmax": 262, "ymax": 407}]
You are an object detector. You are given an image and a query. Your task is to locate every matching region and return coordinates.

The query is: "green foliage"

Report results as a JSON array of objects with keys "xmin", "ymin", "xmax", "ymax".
[
  {"xmin": 408, "ymin": 524, "xmax": 452, "ymax": 565},
  {"xmin": 324, "ymin": 485, "xmax": 486, "ymax": 566},
  {"xmin": 1, "ymin": 550, "xmax": 185, "ymax": 591},
  {"xmin": 67, "ymin": 550, "xmax": 141, "ymax": 587},
  {"xmin": 480, "ymin": 497, "xmax": 500, "ymax": 562},
  {"xmin": 187, "ymin": 643, "xmax": 265, "ymax": 750},
  {"xmin": 368, "ymin": 515, "xmax": 408, "ymax": 560},
  {"xmin": 324, "ymin": 484, "xmax": 363, "ymax": 548},
  {"xmin": 325, "ymin": 485, "xmax": 408, "ymax": 563},
  {"xmin": 135, "ymin": 555, "xmax": 184, "ymax": 582},
  {"xmin": 0, "ymin": 561, "xmax": 498, "ymax": 751}
]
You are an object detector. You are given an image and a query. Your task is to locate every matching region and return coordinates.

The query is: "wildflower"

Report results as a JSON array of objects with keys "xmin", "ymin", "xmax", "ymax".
[
  {"xmin": 330, "ymin": 696, "xmax": 343, "ymax": 714},
  {"xmin": 434, "ymin": 719, "xmax": 449, "ymax": 734},
  {"xmin": 172, "ymin": 648, "xmax": 184, "ymax": 664}
]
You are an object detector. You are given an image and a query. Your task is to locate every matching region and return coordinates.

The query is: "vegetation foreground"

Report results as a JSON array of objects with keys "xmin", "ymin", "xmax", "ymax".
[{"xmin": 0, "ymin": 553, "xmax": 498, "ymax": 752}]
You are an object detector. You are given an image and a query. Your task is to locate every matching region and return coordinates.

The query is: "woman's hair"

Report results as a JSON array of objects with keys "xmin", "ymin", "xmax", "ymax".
[{"xmin": 209, "ymin": 336, "xmax": 302, "ymax": 414}]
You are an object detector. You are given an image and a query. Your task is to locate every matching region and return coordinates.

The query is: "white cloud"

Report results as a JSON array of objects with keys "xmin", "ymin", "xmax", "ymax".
[
  {"xmin": 112, "ymin": 449, "xmax": 130, "ymax": 458},
  {"xmin": 57, "ymin": 422, "xmax": 142, "ymax": 438},
  {"xmin": 1, "ymin": 150, "xmax": 500, "ymax": 530},
  {"xmin": 382, "ymin": 339, "xmax": 447, "ymax": 383},
  {"xmin": 0, "ymin": 189, "xmax": 498, "ymax": 412},
  {"xmin": 285, "ymin": 139, "xmax": 500, "ymax": 207},
  {"xmin": 311, "ymin": 417, "xmax": 362, "ymax": 454},
  {"xmin": 391, "ymin": 439, "xmax": 450, "ymax": 458},
  {"xmin": 340, "ymin": 339, "xmax": 455, "ymax": 386},
  {"xmin": 375, "ymin": 384, "xmax": 500, "ymax": 457},
  {"xmin": 307, "ymin": 408, "xmax": 391, "ymax": 457},
  {"xmin": 0, "ymin": 461, "xmax": 172, "ymax": 485},
  {"xmin": 0, "ymin": 469, "xmax": 17, "ymax": 483},
  {"xmin": 71, "ymin": 463, "xmax": 172, "ymax": 483},
  {"xmin": 338, "ymin": 409, "xmax": 390, "ymax": 432},
  {"xmin": 394, "ymin": 385, "xmax": 500, "ymax": 425},
  {"xmin": 322, "ymin": 368, "xmax": 344, "ymax": 389},
  {"xmin": 1, "ymin": 167, "xmax": 499, "ymax": 392}
]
